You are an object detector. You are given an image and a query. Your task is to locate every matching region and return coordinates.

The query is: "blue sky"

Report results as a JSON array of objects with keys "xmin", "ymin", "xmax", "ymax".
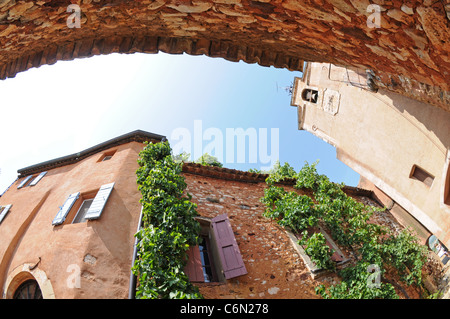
[{"xmin": 0, "ymin": 52, "xmax": 359, "ymax": 194}]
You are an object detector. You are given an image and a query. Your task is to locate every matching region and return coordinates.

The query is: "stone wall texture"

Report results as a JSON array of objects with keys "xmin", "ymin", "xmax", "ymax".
[
  {"xmin": 0, "ymin": 0, "xmax": 448, "ymax": 111},
  {"xmin": 181, "ymin": 163, "xmax": 424, "ymax": 299}
]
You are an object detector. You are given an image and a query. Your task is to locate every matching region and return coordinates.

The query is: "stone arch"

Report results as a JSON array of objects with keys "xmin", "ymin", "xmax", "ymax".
[
  {"xmin": 0, "ymin": 1, "xmax": 448, "ymax": 111},
  {"xmin": 3, "ymin": 263, "xmax": 55, "ymax": 299}
]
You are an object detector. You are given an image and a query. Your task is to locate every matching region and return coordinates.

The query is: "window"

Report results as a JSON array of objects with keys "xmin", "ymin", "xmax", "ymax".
[
  {"xmin": 13, "ymin": 280, "xmax": 42, "ymax": 299},
  {"xmin": 52, "ymin": 182, "xmax": 115, "ymax": 226},
  {"xmin": 17, "ymin": 171, "xmax": 48, "ymax": 189},
  {"xmin": 98, "ymin": 150, "xmax": 117, "ymax": 162},
  {"xmin": 198, "ymin": 235, "xmax": 216, "ymax": 282},
  {"xmin": 301, "ymin": 88, "xmax": 319, "ymax": 104},
  {"xmin": 72, "ymin": 199, "xmax": 94, "ymax": 224},
  {"xmin": 185, "ymin": 214, "xmax": 247, "ymax": 283},
  {"xmin": 17, "ymin": 175, "xmax": 32, "ymax": 189},
  {"xmin": 0, "ymin": 204, "xmax": 12, "ymax": 224},
  {"xmin": 410, "ymin": 165, "xmax": 434, "ymax": 188}
]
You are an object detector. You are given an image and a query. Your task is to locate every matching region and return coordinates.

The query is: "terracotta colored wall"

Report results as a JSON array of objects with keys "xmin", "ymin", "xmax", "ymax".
[{"xmin": 0, "ymin": 141, "xmax": 143, "ymax": 299}]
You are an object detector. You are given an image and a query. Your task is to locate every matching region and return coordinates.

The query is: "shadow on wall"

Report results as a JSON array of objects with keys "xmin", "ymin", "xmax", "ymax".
[{"xmin": 377, "ymin": 88, "xmax": 450, "ymax": 155}]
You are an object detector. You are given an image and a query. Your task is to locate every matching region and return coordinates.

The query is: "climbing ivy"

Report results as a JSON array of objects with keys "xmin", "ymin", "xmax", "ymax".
[
  {"xmin": 132, "ymin": 141, "xmax": 203, "ymax": 299},
  {"xmin": 299, "ymin": 232, "xmax": 336, "ymax": 271},
  {"xmin": 261, "ymin": 161, "xmax": 428, "ymax": 299}
]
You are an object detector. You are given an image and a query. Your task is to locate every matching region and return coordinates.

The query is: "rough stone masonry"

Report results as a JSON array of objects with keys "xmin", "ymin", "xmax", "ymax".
[{"xmin": 0, "ymin": 0, "xmax": 448, "ymax": 111}]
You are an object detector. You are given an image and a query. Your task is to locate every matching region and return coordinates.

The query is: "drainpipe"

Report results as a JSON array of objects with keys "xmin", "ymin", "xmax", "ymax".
[{"xmin": 128, "ymin": 206, "xmax": 144, "ymax": 299}]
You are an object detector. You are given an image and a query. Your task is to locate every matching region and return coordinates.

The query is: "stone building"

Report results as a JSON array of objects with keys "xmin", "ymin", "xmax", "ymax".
[
  {"xmin": 0, "ymin": 129, "xmax": 409, "ymax": 299},
  {"xmin": 180, "ymin": 162, "xmax": 395, "ymax": 298},
  {"xmin": 290, "ymin": 61, "xmax": 450, "ymax": 258}
]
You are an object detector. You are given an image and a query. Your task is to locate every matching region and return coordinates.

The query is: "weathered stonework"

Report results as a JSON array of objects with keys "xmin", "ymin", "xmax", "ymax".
[
  {"xmin": 0, "ymin": 0, "xmax": 448, "ymax": 111},
  {"xmin": 181, "ymin": 163, "xmax": 426, "ymax": 299}
]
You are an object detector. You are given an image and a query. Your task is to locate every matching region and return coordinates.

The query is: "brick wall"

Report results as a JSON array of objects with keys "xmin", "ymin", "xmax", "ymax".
[{"xmin": 182, "ymin": 165, "xmax": 324, "ymax": 299}]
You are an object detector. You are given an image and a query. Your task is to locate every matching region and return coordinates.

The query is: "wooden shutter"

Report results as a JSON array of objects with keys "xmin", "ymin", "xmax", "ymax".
[
  {"xmin": 52, "ymin": 192, "xmax": 80, "ymax": 226},
  {"xmin": 84, "ymin": 182, "xmax": 114, "ymax": 220},
  {"xmin": 17, "ymin": 176, "xmax": 32, "ymax": 189},
  {"xmin": 184, "ymin": 246, "xmax": 204, "ymax": 282},
  {"xmin": 211, "ymin": 214, "xmax": 247, "ymax": 279},
  {"xmin": 29, "ymin": 171, "xmax": 47, "ymax": 186},
  {"xmin": 0, "ymin": 204, "xmax": 12, "ymax": 224}
]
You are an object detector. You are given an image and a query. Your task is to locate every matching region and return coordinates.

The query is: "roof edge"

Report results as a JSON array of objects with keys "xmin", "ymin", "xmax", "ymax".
[
  {"xmin": 17, "ymin": 130, "xmax": 166, "ymax": 177},
  {"xmin": 181, "ymin": 162, "xmax": 376, "ymax": 200}
]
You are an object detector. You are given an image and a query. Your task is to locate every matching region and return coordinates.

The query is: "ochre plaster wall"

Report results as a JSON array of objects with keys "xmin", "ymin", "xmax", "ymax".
[
  {"xmin": 293, "ymin": 62, "xmax": 450, "ymax": 247},
  {"xmin": 0, "ymin": 141, "xmax": 144, "ymax": 298}
]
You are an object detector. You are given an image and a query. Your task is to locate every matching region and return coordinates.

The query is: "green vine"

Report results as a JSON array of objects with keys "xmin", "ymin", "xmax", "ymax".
[
  {"xmin": 132, "ymin": 141, "xmax": 203, "ymax": 299},
  {"xmin": 299, "ymin": 232, "xmax": 336, "ymax": 271},
  {"xmin": 261, "ymin": 161, "xmax": 428, "ymax": 299}
]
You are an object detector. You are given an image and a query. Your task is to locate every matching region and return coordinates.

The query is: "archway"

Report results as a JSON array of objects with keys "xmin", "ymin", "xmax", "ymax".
[
  {"xmin": 0, "ymin": 1, "xmax": 448, "ymax": 111},
  {"xmin": 13, "ymin": 279, "xmax": 43, "ymax": 299},
  {"xmin": 3, "ymin": 263, "xmax": 55, "ymax": 299}
]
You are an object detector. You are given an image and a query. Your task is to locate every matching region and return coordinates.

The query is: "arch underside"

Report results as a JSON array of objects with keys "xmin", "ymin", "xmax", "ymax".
[{"xmin": 0, "ymin": 0, "xmax": 448, "ymax": 111}]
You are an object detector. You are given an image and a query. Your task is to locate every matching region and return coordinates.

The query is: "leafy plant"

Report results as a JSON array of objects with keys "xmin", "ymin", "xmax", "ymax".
[
  {"xmin": 265, "ymin": 160, "xmax": 297, "ymax": 185},
  {"xmin": 195, "ymin": 153, "xmax": 223, "ymax": 167},
  {"xmin": 172, "ymin": 151, "xmax": 191, "ymax": 163},
  {"xmin": 261, "ymin": 161, "xmax": 428, "ymax": 299},
  {"xmin": 315, "ymin": 262, "xmax": 399, "ymax": 299},
  {"xmin": 300, "ymin": 232, "xmax": 335, "ymax": 271},
  {"xmin": 133, "ymin": 141, "xmax": 203, "ymax": 299}
]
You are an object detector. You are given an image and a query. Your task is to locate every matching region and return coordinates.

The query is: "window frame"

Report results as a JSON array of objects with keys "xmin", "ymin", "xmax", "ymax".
[
  {"xmin": 410, "ymin": 164, "xmax": 434, "ymax": 188},
  {"xmin": 185, "ymin": 218, "xmax": 221, "ymax": 283},
  {"xmin": 17, "ymin": 175, "xmax": 33, "ymax": 189},
  {"xmin": 72, "ymin": 198, "xmax": 94, "ymax": 224},
  {"xmin": 185, "ymin": 214, "xmax": 247, "ymax": 283},
  {"xmin": 301, "ymin": 88, "xmax": 319, "ymax": 104},
  {"xmin": 52, "ymin": 182, "xmax": 114, "ymax": 226},
  {"xmin": 97, "ymin": 150, "xmax": 117, "ymax": 162}
]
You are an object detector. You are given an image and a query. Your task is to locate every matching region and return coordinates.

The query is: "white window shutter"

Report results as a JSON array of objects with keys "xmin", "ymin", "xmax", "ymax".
[
  {"xmin": 17, "ymin": 176, "xmax": 32, "ymax": 189},
  {"xmin": 84, "ymin": 182, "xmax": 115, "ymax": 220},
  {"xmin": 29, "ymin": 171, "xmax": 47, "ymax": 186},
  {"xmin": 0, "ymin": 204, "xmax": 12, "ymax": 224},
  {"xmin": 52, "ymin": 192, "xmax": 80, "ymax": 226}
]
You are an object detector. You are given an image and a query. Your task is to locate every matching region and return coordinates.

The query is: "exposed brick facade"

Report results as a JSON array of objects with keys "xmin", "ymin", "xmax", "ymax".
[
  {"xmin": 181, "ymin": 163, "xmax": 425, "ymax": 299},
  {"xmin": 182, "ymin": 164, "xmax": 321, "ymax": 298}
]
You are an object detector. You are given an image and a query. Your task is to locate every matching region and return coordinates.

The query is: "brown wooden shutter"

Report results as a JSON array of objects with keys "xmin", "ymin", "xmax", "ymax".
[
  {"xmin": 184, "ymin": 246, "xmax": 204, "ymax": 282},
  {"xmin": 211, "ymin": 214, "xmax": 247, "ymax": 279}
]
